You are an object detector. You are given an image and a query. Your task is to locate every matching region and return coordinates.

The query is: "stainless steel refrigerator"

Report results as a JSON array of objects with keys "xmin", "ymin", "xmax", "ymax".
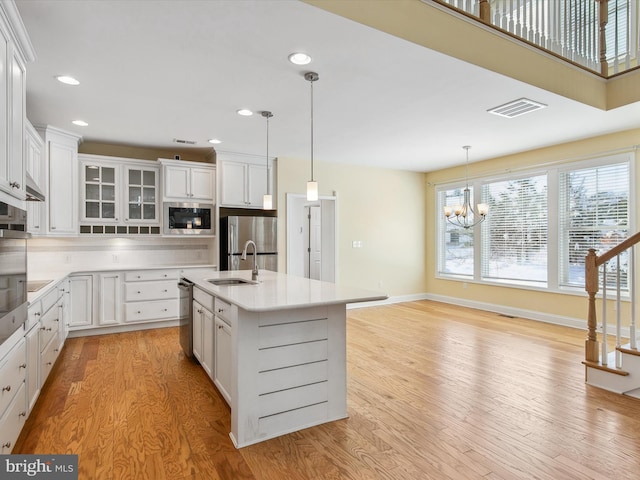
[{"xmin": 220, "ymin": 216, "xmax": 278, "ymax": 272}]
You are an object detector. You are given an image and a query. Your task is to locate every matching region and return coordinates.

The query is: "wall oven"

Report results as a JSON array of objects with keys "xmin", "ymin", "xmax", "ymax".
[
  {"xmin": 163, "ymin": 202, "xmax": 214, "ymax": 235},
  {"xmin": 0, "ymin": 201, "xmax": 28, "ymax": 347}
]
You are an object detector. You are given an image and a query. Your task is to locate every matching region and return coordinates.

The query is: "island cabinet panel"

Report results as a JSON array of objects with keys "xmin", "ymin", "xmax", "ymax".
[{"xmin": 232, "ymin": 303, "xmax": 347, "ymax": 448}]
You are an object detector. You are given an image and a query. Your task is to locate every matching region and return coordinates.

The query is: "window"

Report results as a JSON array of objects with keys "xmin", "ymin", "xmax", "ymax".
[
  {"xmin": 481, "ymin": 174, "xmax": 548, "ymax": 284},
  {"xmin": 436, "ymin": 153, "xmax": 632, "ymax": 293}
]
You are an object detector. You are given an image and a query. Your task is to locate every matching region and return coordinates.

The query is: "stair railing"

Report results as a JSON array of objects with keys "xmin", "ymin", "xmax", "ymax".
[{"xmin": 585, "ymin": 231, "xmax": 640, "ymax": 364}]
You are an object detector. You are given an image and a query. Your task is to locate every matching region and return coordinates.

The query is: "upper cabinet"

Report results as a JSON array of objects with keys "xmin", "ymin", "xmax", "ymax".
[
  {"xmin": 160, "ymin": 158, "xmax": 215, "ymax": 203},
  {"xmin": 218, "ymin": 152, "xmax": 276, "ymax": 209},
  {"xmin": 25, "ymin": 120, "xmax": 44, "ymax": 233},
  {"xmin": 79, "ymin": 154, "xmax": 160, "ymax": 232},
  {"xmin": 36, "ymin": 126, "xmax": 82, "ymax": 236},
  {"xmin": 0, "ymin": 1, "xmax": 35, "ymax": 202}
]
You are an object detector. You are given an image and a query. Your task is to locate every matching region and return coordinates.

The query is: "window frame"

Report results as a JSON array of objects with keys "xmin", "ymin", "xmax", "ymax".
[{"xmin": 435, "ymin": 152, "xmax": 634, "ymax": 297}]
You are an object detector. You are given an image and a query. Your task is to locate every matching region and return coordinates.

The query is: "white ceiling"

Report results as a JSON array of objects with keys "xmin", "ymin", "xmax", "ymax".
[{"xmin": 15, "ymin": 0, "xmax": 640, "ymax": 172}]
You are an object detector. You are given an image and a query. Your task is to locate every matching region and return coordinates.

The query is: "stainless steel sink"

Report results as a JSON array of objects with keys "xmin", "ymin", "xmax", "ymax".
[{"xmin": 207, "ymin": 278, "xmax": 257, "ymax": 286}]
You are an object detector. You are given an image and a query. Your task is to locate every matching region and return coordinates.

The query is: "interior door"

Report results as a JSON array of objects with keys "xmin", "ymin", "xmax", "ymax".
[{"xmin": 307, "ymin": 205, "xmax": 322, "ymax": 280}]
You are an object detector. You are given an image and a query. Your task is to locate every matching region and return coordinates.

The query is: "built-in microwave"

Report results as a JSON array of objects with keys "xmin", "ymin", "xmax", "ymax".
[{"xmin": 163, "ymin": 202, "xmax": 214, "ymax": 235}]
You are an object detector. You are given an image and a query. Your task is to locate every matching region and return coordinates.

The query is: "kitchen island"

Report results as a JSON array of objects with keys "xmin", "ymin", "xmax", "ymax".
[{"xmin": 182, "ymin": 269, "xmax": 386, "ymax": 448}]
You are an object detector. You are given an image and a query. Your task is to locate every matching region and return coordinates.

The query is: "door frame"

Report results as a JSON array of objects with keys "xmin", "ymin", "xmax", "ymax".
[{"xmin": 286, "ymin": 193, "xmax": 337, "ymax": 282}]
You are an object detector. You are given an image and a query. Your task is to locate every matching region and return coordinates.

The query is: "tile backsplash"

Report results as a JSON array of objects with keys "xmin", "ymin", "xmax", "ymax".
[{"xmin": 27, "ymin": 237, "xmax": 215, "ymax": 279}]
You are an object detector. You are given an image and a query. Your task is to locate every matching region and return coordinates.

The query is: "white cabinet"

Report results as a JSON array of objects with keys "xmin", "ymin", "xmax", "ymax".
[
  {"xmin": 37, "ymin": 126, "xmax": 82, "ymax": 236},
  {"xmin": 24, "ymin": 322, "xmax": 40, "ymax": 413},
  {"xmin": 218, "ymin": 153, "xmax": 275, "ymax": 209},
  {"xmin": 0, "ymin": 2, "xmax": 33, "ymax": 203},
  {"xmin": 160, "ymin": 159, "xmax": 215, "ymax": 202},
  {"xmin": 214, "ymin": 315, "xmax": 232, "ymax": 404},
  {"xmin": 79, "ymin": 155, "xmax": 160, "ymax": 232},
  {"xmin": 69, "ymin": 275, "xmax": 93, "ymax": 328},
  {"xmin": 98, "ymin": 272, "xmax": 121, "ymax": 325},
  {"xmin": 123, "ymin": 269, "xmax": 178, "ymax": 323},
  {"xmin": 0, "ymin": 324, "xmax": 27, "ymax": 453},
  {"xmin": 193, "ymin": 286, "xmax": 214, "ymax": 379},
  {"xmin": 25, "ymin": 121, "xmax": 44, "ymax": 234}
]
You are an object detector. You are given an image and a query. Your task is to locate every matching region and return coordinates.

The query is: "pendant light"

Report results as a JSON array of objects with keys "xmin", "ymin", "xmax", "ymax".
[
  {"xmin": 261, "ymin": 110, "xmax": 273, "ymax": 210},
  {"xmin": 305, "ymin": 72, "xmax": 319, "ymax": 201},
  {"xmin": 443, "ymin": 146, "xmax": 489, "ymax": 229}
]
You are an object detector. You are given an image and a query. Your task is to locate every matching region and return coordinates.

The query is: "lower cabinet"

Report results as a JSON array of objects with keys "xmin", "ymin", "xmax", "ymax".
[
  {"xmin": 123, "ymin": 270, "xmax": 178, "ymax": 323},
  {"xmin": 0, "ymin": 331, "xmax": 27, "ymax": 453},
  {"xmin": 24, "ymin": 322, "xmax": 40, "ymax": 413},
  {"xmin": 69, "ymin": 275, "xmax": 93, "ymax": 328},
  {"xmin": 193, "ymin": 286, "xmax": 214, "ymax": 379},
  {"xmin": 214, "ymin": 315, "xmax": 232, "ymax": 404}
]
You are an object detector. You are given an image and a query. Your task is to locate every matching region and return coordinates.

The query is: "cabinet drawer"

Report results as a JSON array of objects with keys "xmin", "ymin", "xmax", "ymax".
[
  {"xmin": 0, "ymin": 382, "xmax": 26, "ymax": 453},
  {"xmin": 193, "ymin": 287, "xmax": 214, "ymax": 312},
  {"xmin": 124, "ymin": 269, "xmax": 178, "ymax": 282},
  {"xmin": 26, "ymin": 300, "xmax": 42, "ymax": 331},
  {"xmin": 124, "ymin": 299, "xmax": 177, "ymax": 322},
  {"xmin": 41, "ymin": 286, "xmax": 61, "ymax": 314},
  {"xmin": 124, "ymin": 280, "xmax": 177, "ymax": 302},
  {"xmin": 214, "ymin": 297, "xmax": 233, "ymax": 325},
  {"xmin": 39, "ymin": 306, "xmax": 60, "ymax": 352},
  {"xmin": 0, "ymin": 338, "xmax": 26, "ymax": 418},
  {"xmin": 41, "ymin": 335, "xmax": 61, "ymax": 386}
]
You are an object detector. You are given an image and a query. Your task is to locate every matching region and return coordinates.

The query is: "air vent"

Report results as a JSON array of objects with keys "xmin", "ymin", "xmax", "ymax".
[
  {"xmin": 173, "ymin": 138, "xmax": 197, "ymax": 145},
  {"xmin": 487, "ymin": 98, "xmax": 547, "ymax": 118}
]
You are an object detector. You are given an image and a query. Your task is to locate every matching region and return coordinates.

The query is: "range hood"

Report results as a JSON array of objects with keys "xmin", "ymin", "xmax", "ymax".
[{"xmin": 25, "ymin": 171, "xmax": 45, "ymax": 202}]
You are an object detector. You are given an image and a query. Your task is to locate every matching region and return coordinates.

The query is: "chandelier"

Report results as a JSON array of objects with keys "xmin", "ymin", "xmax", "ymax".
[{"xmin": 443, "ymin": 146, "xmax": 488, "ymax": 229}]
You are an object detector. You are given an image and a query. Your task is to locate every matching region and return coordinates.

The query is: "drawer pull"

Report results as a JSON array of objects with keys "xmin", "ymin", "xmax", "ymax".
[
  {"xmin": 47, "ymin": 328, "xmax": 52, "ymax": 332},
  {"xmin": 163, "ymin": 308, "xmax": 168, "ymax": 312},
  {"xmin": 54, "ymin": 318, "xmax": 60, "ymax": 322},
  {"xmin": 19, "ymin": 363, "xmax": 26, "ymax": 369},
  {"xmin": 47, "ymin": 362, "xmax": 52, "ymax": 366},
  {"xmin": 34, "ymin": 312, "xmax": 41, "ymax": 316},
  {"xmin": 136, "ymin": 311, "xmax": 141, "ymax": 314},
  {"xmin": 54, "ymin": 348, "xmax": 59, "ymax": 353},
  {"xmin": 218, "ymin": 325, "xmax": 223, "ymax": 330},
  {"xmin": 40, "ymin": 326, "xmax": 46, "ymax": 331},
  {"xmin": 218, "ymin": 308, "xmax": 224, "ymax": 313},
  {"xmin": 163, "ymin": 289, "xmax": 168, "ymax": 293},
  {"xmin": 19, "ymin": 411, "xmax": 26, "ymax": 417},
  {"xmin": 137, "ymin": 291, "xmax": 141, "ymax": 294},
  {"xmin": 2, "ymin": 385, "xmax": 10, "ymax": 392},
  {"xmin": 2, "ymin": 441, "xmax": 11, "ymax": 448}
]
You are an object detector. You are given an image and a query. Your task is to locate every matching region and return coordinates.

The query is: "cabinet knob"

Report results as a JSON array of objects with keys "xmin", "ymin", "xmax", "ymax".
[
  {"xmin": 10, "ymin": 181, "xmax": 20, "ymax": 189},
  {"xmin": 137, "ymin": 291, "xmax": 141, "ymax": 294},
  {"xmin": 163, "ymin": 289, "xmax": 167, "ymax": 293},
  {"xmin": 218, "ymin": 325, "xmax": 223, "ymax": 329},
  {"xmin": 19, "ymin": 411, "xmax": 26, "ymax": 417},
  {"xmin": 136, "ymin": 311, "xmax": 141, "ymax": 314},
  {"xmin": 47, "ymin": 362, "xmax": 52, "ymax": 366},
  {"xmin": 35, "ymin": 312, "xmax": 41, "ymax": 316},
  {"xmin": 218, "ymin": 308, "xmax": 223, "ymax": 313},
  {"xmin": 2, "ymin": 385, "xmax": 10, "ymax": 392},
  {"xmin": 2, "ymin": 441, "xmax": 11, "ymax": 449},
  {"xmin": 19, "ymin": 363, "xmax": 26, "ymax": 369},
  {"xmin": 54, "ymin": 348, "xmax": 59, "ymax": 353},
  {"xmin": 163, "ymin": 308, "xmax": 167, "ymax": 312},
  {"xmin": 47, "ymin": 327, "xmax": 52, "ymax": 331},
  {"xmin": 40, "ymin": 326, "xmax": 46, "ymax": 331}
]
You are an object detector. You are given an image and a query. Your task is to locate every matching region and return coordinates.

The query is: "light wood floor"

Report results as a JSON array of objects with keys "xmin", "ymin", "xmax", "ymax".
[{"xmin": 14, "ymin": 300, "xmax": 640, "ymax": 479}]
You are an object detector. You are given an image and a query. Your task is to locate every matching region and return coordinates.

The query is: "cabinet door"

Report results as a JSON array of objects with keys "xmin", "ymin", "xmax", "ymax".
[
  {"xmin": 247, "ymin": 163, "xmax": 268, "ymax": 207},
  {"xmin": 0, "ymin": 25, "xmax": 8, "ymax": 192},
  {"xmin": 25, "ymin": 322, "xmax": 40, "ymax": 413},
  {"xmin": 69, "ymin": 275, "xmax": 93, "ymax": 328},
  {"xmin": 48, "ymin": 141, "xmax": 78, "ymax": 234},
  {"xmin": 163, "ymin": 165, "xmax": 190, "ymax": 200},
  {"xmin": 125, "ymin": 166, "xmax": 158, "ymax": 223},
  {"xmin": 192, "ymin": 300, "xmax": 204, "ymax": 363},
  {"xmin": 8, "ymin": 48, "xmax": 25, "ymax": 199},
  {"xmin": 81, "ymin": 163, "xmax": 118, "ymax": 222},
  {"xmin": 214, "ymin": 316, "xmax": 232, "ymax": 404},
  {"xmin": 220, "ymin": 161, "xmax": 247, "ymax": 207},
  {"xmin": 99, "ymin": 273, "xmax": 121, "ymax": 325},
  {"xmin": 190, "ymin": 167, "xmax": 215, "ymax": 202},
  {"xmin": 26, "ymin": 202, "xmax": 43, "ymax": 234},
  {"xmin": 202, "ymin": 308, "xmax": 214, "ymax": 379}
]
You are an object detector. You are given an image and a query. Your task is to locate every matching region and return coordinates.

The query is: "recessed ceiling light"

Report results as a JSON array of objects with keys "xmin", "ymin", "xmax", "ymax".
[
  {"xmin": 56, "ymin": 75, "xmax": 80, "ymax": 86},
  {"xmin": 208, "ymin": 139, "xmax": 221, "ymax": 144},
  {"xmin": 288, "ymin": 52, "xmax": 312, "ymax": 65},
  {"xmin": 72, "ymin": 120, "xmax": 88, "ymax": 126},
  {"xmin": 237, "ymin": 109, "xmax": 253, "ymax": 116}
]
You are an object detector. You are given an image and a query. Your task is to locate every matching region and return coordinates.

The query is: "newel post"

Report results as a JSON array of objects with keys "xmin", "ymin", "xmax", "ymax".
[{"xmin": 585, "ymin": 248, "xmax": 600, "ymax": 362}]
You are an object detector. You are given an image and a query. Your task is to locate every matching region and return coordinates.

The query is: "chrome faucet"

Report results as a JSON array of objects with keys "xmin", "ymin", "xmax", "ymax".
[{"xmin": 241, "ymin": 240, "xmax": 259, "ymax": 280}]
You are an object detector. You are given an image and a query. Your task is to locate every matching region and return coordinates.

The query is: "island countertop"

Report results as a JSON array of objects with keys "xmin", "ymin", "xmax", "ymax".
[{"xmin": 182, "ymin": 269, "xmax": 387, "ymax": 312}]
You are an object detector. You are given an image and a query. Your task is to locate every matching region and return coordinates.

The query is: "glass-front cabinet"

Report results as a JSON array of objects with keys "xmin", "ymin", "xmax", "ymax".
[
  {"xmin": 84, "ymin": 164, "xmax": 117, "ymax": 221},
  {"xmin": 126, "ymin": 167, "xmax": 157, "ymax": 223},
  {"xmin": 79, "ymin": 155, "xmax": 160, "ymax": 233}
]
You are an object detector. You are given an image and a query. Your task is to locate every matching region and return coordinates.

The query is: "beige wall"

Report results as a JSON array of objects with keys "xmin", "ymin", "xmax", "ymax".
[
  {"xmin": 79, "ymin": 141, "xmax": 215, "ymax": 163},
  {"xmin": 276, "ymin": 156, "xmax": 427, "ymax": 295},
  {"xmin": 425, "ymin": 127, "xmax": 640, "ymax": 321}
]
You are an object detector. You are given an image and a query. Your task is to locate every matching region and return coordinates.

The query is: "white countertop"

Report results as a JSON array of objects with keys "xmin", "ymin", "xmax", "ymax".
[{"xmin": 184, "ymin": 269, "xmax": 388, "ymax": 312}]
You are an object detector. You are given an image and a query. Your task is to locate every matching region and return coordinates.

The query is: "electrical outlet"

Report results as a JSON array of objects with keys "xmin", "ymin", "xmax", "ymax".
[{"xmin": 112, "ymin": 254, "xmax": 119, "ymax": 264}]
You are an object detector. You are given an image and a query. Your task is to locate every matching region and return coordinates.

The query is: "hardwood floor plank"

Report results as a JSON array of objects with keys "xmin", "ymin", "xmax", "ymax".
[{"xmin": 13, "ymin": 300, "xmax": 640, "ymax": 479}]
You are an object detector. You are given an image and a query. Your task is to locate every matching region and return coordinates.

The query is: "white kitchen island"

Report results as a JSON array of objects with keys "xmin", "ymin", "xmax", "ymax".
[{"xmin": 182, "ymin": 269, "xmax": 386, "ymax": 448}]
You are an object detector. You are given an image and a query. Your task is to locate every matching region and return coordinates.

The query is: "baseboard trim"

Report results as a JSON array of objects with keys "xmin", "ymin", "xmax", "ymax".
[
  {"xmin": 349, "ymin": 292, "xmax": 630, "ymax": 338},
  {"xmin": 68, "ymin": 319, "xmax": 180, "ymax": 338}
]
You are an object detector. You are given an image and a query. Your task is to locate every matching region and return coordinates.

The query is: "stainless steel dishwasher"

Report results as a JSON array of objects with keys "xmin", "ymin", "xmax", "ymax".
[{"xmin": 178, "ymin": 278, "xmax": 194, "ymax": 358}]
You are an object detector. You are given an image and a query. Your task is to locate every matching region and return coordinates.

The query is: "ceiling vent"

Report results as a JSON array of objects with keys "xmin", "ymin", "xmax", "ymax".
[
  {"xmin": 487, "ymin": 98, "xmax": 547, "ymax": 118},
  {"xmin": 173, "ymin": 138, "xmax": 197, "ymax": 145}
]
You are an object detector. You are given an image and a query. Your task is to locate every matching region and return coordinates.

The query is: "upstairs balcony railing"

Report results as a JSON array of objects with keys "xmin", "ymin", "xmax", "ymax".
[{"xmin": 427, "ymin": 0, "xmax": 640, "ymax": 77}]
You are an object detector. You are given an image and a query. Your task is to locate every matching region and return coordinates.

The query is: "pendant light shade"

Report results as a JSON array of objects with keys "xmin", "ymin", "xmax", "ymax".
[
  {"xmin": 305, "ymin": 72, "xmax": 319, "ymax": 201},
  {"xmin": 261, "ymin": 111, "xmax": 273, "ymax": 210}
]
